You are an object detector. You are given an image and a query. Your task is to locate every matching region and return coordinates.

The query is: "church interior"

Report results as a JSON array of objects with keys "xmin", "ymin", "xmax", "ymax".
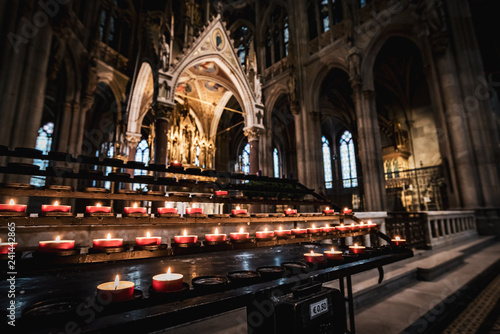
[{"xmin": 1, "ymin": 0, "xmax": 500, "ymax": 333}]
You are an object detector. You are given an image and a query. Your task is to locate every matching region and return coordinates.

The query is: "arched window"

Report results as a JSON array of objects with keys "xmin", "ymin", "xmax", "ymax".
[
  {"xmin": 322, "ymin": 136, "xmax": 333, "ymax": 189},
  {"xmin": 133, "ymin": 139, "xmax": 149, "ymax": 190},
  {"xmin": 273, "ymin": 148, "xmax": 280, "ymax": 178},
  {"xmin": 30, "ymin": 122, "xmax": 54, "ymax": 186},
  {"xmin": 104, "ymin": 145, "xmax": 114, "ymax": 190},
  {"xmin": 340, "ymin": 131, "xmax": 358, "ymax": 188},
  {"xmin": 195, "ymin": 145, "xmax": 200, "ymax": 167},
  {"xmin": 240, "ymin": 143, "xmax": 250, "ymax": 174},
  {"xmin": 232, "ymin": 26, "xmax": 252, "ymax": 67},
  {"xmin": 265, "ymin": 6, "xmax": 289, "ymax": 67}
]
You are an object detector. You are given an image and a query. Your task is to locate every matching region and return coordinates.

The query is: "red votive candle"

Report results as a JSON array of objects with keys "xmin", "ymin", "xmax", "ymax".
[
  {"xmin": 41, "ymin": 201, "xmax": 71, "ymax": 213},
  {"xmin": 349, "ymin": 223, "xmax": 357, "ymax": 231},
  {"xmin": 304, "ymin": 250, "xmax": 324, "ymax": 263},
  {"xmin": 186, "ymin": 207, "xmax": 203, "ymax": 215},
  {"xmin": 367, "ymin": 220, "xmax": 376, "ymax": 229},
  {"xmin": 135, "ymin": 232, "xmax": 161, "ymax": 246},
  {"xmin": 215, "ymin": 191, "xmax": 228, "ymax": 196},
  {"xmin": 391, "ymin": 236, "xmax": 406, "ymax": 246},
  {"xmin": 343, "ymin": 207, "xmax": 352, "ymax": 214},
  {"xmin": 0, "ymin": 239, "xmax": 17, "ymax": 254},
  {"xmin": 152, "ymin": 268, "xmax": 184, "ymax": 293},
  {"xmin": 93, "ymin": 233, "xmax": 123, "ymax": 248},
  {"xmin": 97, "ymin": 275, "xmax": 135, "ymax": 303},
  {"xmin": 230, "ymin": 228, "xmax": 249, "ymax": 241},
  {"xmin": 174, "ymin": 230, "xmax": 198, "ymax": 244},
  {"xmin": 324, "ymin": 248, "xmax": 343, "ymax": 260},
  {"xmin": 321, "ymin": 224, "xmax": 335, "ymax": 233},
  {"xmin": 256, "ymin": 228, "xmax": 275, "ymax": 239},
  {"xmin": 291, "ymin": 228, "xmax": 307, "ymax": 235},
  {"xmin": 349, "ymin": 244, "xmax": 366, "ymax": 254},
  {"xmin": 231, "ymin": 206, "xmax": 247, "ymax": 215},
  {"xmin": 205, "ymin": 228, "xmax": 227, "ymax": 242},
  {"xmin": 86, "ymin": 203, "xmax": 111, "ymax": 214},
  {"xmin": 284, "ymin": 208, "xmax": 297, "ymax": 216},
  {"xmin": 124, "ymin": 203, "xmax": 147, "ymax": 214},
  {"xmin": 157, "ymin": 207, "xmax": 178, "ymax": 214},
  {"xmin": 169, "ymin": 160, "xmax": 182, "ymax": 168},
  {"xmin": 307, "ymin": 224, "xmax": 322, "ymax": 234},
  {"xmin": 0, "ymin": 199, "xmax": 27, "ymax": 213},
  {"xmin": 336, "ymin": 224, "xmax": 349, "ymax": 232},
  {"xmin": 275, "ymin": 226, "xmax": 292, "ymax": 237},
  {"xmin": 39, "ymin": 236, "xmax": 75, "ymax": 252},
  {"xmin": 323, "ymin": 207, "xmax": 335, "ymax": 215}
]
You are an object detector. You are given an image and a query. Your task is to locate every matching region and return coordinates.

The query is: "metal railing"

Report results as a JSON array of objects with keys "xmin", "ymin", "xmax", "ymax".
[{"xmin": 385, "ymin": 165, "xmax": 447, "ymax": 212}]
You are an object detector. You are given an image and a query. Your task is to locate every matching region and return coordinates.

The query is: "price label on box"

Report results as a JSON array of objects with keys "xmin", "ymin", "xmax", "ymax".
[{"xmin": 309, "ymin": 298, "xmax": 328, "ymax": 319}]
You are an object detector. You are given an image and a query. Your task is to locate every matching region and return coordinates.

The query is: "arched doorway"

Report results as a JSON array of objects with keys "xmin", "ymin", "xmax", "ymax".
[{"xmin": 374, "ymin": 37, "xmax": 445, "ymax": 211}]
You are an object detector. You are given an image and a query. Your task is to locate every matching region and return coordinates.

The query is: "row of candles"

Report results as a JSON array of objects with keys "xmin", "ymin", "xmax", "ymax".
[
  {"xmin": 0, "ymin": 199, "xmax": 352, "ymax": 216},
  {"xmin": 96, "ymin": 237, "xmax": 406, "ymax": 303},
  {"xmin": 0, "ymin": 229, "xmax": 409, "ymax": 255}
]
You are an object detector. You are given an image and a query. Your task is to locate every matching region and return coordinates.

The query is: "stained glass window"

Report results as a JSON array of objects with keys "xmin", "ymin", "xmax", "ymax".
[
  {"xmin": 322, "ymin": 136, "xmax": 333, "ymax": 189},
  {"xmin": 133, "ymin": 139, "xmax": 149, "ymax": 190},
  {"xmin": 195, "ymin": 145, "xmax": 200, "ymax": 167},
  {"xmin": 321, "ymin": 0, "xmax": 330, "ymax": 32},
  {"xmin": 273, "ymin": 148, "xmax": 280, "ymax": 178},
  {"xmin": 340, "ymin": 131, "xmax": 358, "ymax": 188},
  {"xmin": 30, "ymin": 122, "xmax": 54, "ymax": 186},
  {"xmin": 241, "ymin": 143, "xmax": 250, "ymax": 174},
  {"xmin": 104, "ymin": 145, "xmax": 114, "ymax": 190}
]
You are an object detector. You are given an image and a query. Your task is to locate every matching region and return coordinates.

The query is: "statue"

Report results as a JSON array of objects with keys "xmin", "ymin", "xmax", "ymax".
[
  {"xmin": 287, "ymin": 74, "xmax": 297, "ymax": 104},
  {"xmin": 418, "ymin": 0, "xmax": 446, "ymax": 35},
  {"xmin": 348, "ymin": 49, "xmax": 360, "ymax": 81},
  {"xmin": 255, "ymin": 75, "xmax": 262, "ymax": 103},
  {"xmin": 159, "ymin": 34, "xmax": 170, "ymax": 72}
]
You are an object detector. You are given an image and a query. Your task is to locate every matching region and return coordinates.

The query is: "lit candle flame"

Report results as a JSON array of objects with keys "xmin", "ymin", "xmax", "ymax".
[
  {"xmin": 340, "ymin": 224, "xmax": 344, "ymax": 227},
  {"xmin": 9, "ymin": 199, "xmax": 14, "ymax": 205},
  {"xmin": 236, "ymin": 206, "xmax": 240, "ymax": 210},
  {"xmin": 326, "ymin": 207, "xmax": 329, "ymax": 211},
  {"xmin": 312, "ymin": 224, "xmax": 315, "ymax": 229},
  {"xmin": 167, "ymin": 267, "xmax": 171, "ymax": 275},
  {"xmin": 310, "ymin": 250, "xmax": 315, "ymax": 255},
  {"xmin": 54, "ymin": 201, "xmax": 59, "ymax": 206},
  {"xmin": 331, "ymin": 247, "xmax": 335, "ymax": 252},
  {"xmin": 113, "ymin": 275, "xmax": 119, "ymax": 290},
  {"xmin": 107, "ymin": 233, "xmax": 111, "ymax": 240},
  {"xmin": 133, "ymin": 203, "xmax": 138, "ymax": 208},
  {"xmin": 192, "ymin": 203, "xmax": 196, "ymax": 208},
  {"xmin": 279, "ymin": 226, "xmax": 282, "ymax": 231},
  {"xmin": 326, "ymin": 224, "xmax": 329, "ymax": 228},
  {"xmin": 174, "ymin": 160, "xmax": 178, "ymax": 164},
  {"xmin": 354, "ymin": 243, "xmax": 358, "ymax": 248},
  {"xmin": 96, "ymin": 203, "xmax": 101, "ymax": 207},
  {"xmin": 183, "ymin": 229, "xmax": 187, "ymax": 236},
  {"xmin": 344, "ymin": 207, "xmax": 348, "ymax": 211},
  {"xmin": 239, "ymin": 227, "xmax": 244, "ymax": 233},
  {"xmin": 360, "ymin": 222, "xmax": 364, "ymax": 225},
  {"xmin": 215, "ymin": 228, "xmax": 219, "ymax": 235},
  {"xmin": 55, "ymin": 236, "xmax": 60, "ymax": 242},
  {"xmin": 264, "ymin": 227, "xmax": 268, "ymax": 232},
  {"xmin": 396, "ymin": 236, "xmax": 400, "ymax": 240},
  {"xmin": 351, "ymin": 223, "xmax": 355, "ymax": 227},
  {"xmin": 147, "ymin": 231, "xmax": 151, "ymax": 238}
]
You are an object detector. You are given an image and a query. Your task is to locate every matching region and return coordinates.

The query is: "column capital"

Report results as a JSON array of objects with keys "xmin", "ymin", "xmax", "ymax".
[
  {"xmin": 363, "ymin": 89, "xmax": 376, "ymax": 100},
  {"xmin": 244, "ymin": 127, "xmax": 264, "ymax": 142},
  {"xmin": 152, "ymin": 101, "xmax": 174, "ymax": 119},
  {"xmin": 125, "ymin": 132, "xmax": 142, "ymax": 146}
]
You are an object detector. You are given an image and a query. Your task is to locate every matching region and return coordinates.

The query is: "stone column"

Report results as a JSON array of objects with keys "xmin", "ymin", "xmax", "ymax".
[
  {"xmin": 351, "ymin": 83, "xmax": 387, "ymax": 211},
  {"xmin": 155, "ymin": 117, "xmax": 169, "ymax": 166},
  {"xmin": 244, "ymin": 127, "xmax": 263, "ymax": 175},
  {"xmin": 125, "ymin": 132, "xmax": 141, "ymax": 190}
]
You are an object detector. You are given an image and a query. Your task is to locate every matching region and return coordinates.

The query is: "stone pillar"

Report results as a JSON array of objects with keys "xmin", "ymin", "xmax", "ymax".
[
  {"xmin": 352, "ymin": 84, "xmax": 387, "ymax": 211},
  {"xmin": 125, "ymin": 132, "xmax": 141, "ymax": 190},
  {"xmin": 433, "ymin": 48, "xmax": 482, "ymax": 208},
  {"xmin": 155, "ymin": 117, "xmax": 169, "ymax": 166},
  {"xmin": 244, "ymin": 127, "xmax": 263, "ymax": 175}
]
